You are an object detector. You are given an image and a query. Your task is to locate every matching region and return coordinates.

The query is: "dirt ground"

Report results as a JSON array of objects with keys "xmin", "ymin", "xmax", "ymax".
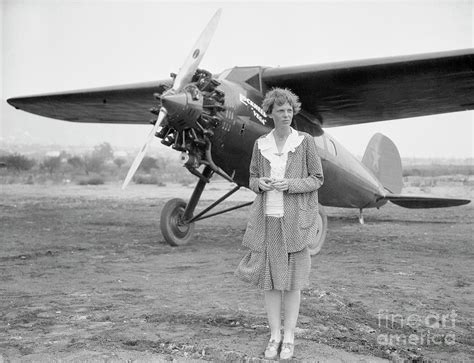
[{"xmin": 0, "ymin": 183, "xmax": 472, "ymax": 362}]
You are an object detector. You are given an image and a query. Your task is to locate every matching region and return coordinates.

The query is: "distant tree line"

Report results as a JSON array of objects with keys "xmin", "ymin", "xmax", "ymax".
[
  {"xmin": 0, "ymin": 142, "xmax": 191, "ymax": 185},
  {"xmin": 402, "ymin": 165, "xmax": 473, "ymax": 177},
  {"xmin": 3, "ymin": 143, "xmax": 471, "ymax": 185}
]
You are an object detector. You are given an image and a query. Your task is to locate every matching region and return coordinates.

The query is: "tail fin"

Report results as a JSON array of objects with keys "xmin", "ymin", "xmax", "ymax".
[{"xmin": 362, "ymin": 133, "xmax": 403, "ymax": 194}]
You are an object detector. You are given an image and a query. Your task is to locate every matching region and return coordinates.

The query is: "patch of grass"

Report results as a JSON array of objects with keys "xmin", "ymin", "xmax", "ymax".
[{"xmin": 133, "ymin": 175, "xmax": 158, "ymax": 185}]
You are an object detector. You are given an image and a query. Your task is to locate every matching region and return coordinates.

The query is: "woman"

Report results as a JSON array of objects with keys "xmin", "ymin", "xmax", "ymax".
[{"xmin": 235, "ymin": 88, "xmax": 324, "ymax": 360}]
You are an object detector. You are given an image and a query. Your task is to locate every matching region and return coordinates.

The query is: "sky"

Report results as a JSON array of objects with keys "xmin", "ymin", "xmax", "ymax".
[{"xmin": 1, "ymin": 0, "xmax": 473, "ymax": 159}]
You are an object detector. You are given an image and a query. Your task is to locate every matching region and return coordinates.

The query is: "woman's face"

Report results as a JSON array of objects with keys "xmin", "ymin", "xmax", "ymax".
[{"xmin": 271, "ymin": 102, "xmax": 293, "ymax": 129}]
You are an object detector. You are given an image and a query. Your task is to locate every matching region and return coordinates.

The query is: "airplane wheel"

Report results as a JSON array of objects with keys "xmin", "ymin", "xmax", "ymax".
[
  {"xmin": 308, "ymin": 205, "xmax": 328, "ymax": 256},
  {"xmin": 160, "ymin": 198, "xmax": 195, "ymax": 246}
]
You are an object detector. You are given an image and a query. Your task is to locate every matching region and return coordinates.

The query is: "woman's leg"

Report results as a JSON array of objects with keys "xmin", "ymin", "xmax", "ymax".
[
  {"xmin": 264, "ymin": 289, "xmax": 282, "ymax": 341},
  {"xmin": 283, "ymin": 289, "xmax": 301, "ymax": 343}
]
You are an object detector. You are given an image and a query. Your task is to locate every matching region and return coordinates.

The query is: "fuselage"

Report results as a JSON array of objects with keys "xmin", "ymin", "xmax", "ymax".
[{"xmin": 211, "ymin": 73, "xmax": 388, "ymax": 210}]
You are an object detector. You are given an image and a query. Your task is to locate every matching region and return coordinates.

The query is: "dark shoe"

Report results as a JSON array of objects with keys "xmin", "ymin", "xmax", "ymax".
[
  {"xmin": 280, "ymin": 342, "xmax": 294, "ymax": 360},
  {"xmin": 264, "ymin": 339, "xmax": 281, "ymax": 359}
]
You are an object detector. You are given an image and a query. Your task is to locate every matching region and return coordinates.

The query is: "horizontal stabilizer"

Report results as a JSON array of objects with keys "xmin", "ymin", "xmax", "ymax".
[{"xmin": 383, "ymin": 194, "xmax": 470, "ymax": 209}]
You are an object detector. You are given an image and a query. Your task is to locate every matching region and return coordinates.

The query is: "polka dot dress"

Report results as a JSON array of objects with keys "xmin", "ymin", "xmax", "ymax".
[{"xmin": 235, "ymin": 216, "xmax": 311, "ymax": 291}]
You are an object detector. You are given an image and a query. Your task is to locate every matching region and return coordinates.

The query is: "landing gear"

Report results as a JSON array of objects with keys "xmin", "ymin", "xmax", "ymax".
[
  {"xmin": 159, "ymin": 166, "xmax": 253, "ymax": 247},
  {"xmin": 308, "ymin": 204, "xmax": 328, "ymax": 256},
  {"xmin": 359, "ymin": 208, "xmax": 364, "ymax": 224},
  {"xmin": 160, "ymin": 198, "xmax": 195, "ymax": 246}
]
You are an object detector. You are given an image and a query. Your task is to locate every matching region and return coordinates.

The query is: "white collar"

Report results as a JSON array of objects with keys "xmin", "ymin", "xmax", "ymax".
[{"xmin": 257, "ymin": 127, "xmax": 304, "ymax": 155}]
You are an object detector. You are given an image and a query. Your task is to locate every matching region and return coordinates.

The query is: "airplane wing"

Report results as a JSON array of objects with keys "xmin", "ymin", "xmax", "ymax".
[
  {"xmin": 7, "ymin": 49, "xmax": 473, "ymax": 127},
  {"xmin": 262, "ymin": 49, "xmax": 474, "ymax": 127},
  {"xmin": 381, "ymin": 193, "xmax": 470, "ymax": 208},
  {"xmin": 7, "ymin": 80, "xmax": 173, "ymax": 124}
]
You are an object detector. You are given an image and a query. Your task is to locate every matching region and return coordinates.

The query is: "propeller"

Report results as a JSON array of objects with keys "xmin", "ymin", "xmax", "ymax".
[
  {"xmin": 122, "ymin": 109, "xmax": 167, "ymax": 189},
  {"xmin": 122, "ymin": 9, "xmax": 222, "ymax": 189},
  {"xmin": 172, "ymin": 9, "xmax": 222, "ymax": 93}
]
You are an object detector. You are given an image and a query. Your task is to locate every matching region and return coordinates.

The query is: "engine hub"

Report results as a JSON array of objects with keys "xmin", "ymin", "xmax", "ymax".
[{"xmin": 161, "ymin": 85, "xmax": 203, "ymax": 131}]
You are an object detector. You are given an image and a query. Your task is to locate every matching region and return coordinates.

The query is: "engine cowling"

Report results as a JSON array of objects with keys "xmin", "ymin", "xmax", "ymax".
[{"xmin": 154, "ymin": 69, "xmax": 226, "ymax": 172}]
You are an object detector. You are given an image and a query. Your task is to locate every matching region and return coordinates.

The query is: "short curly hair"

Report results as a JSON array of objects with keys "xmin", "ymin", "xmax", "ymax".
[{"xmin": 262, "ymin": 87, "xmax": 301, "ymax": 115}]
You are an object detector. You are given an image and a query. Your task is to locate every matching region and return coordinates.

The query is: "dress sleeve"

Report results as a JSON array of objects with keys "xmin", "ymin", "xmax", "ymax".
[
  {"xmin": 249, "ymin": 140, "xmax": 262, "ymax": 193},
  {"xmin": 287, "ymin": 135, "xmax": 324, "ymax": 193}
]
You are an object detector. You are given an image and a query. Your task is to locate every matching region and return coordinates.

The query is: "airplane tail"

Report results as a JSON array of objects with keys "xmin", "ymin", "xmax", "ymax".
[
  {"xmin": 362, "ymin": 133, "xmax": 403, "ymax": 194},
  {"xmin": 363, "ymin": 133, "xmax": 470, "ymax": 208}
]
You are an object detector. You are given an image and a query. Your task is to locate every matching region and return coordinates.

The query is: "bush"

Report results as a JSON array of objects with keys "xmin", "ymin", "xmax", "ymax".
[
  {"xmin": 113, "ymin": 158, "xmax": 126, "ymax": 169},
  {"xmin": 67, "ymin": 156, "xmax": 84, "ymax": 169},
  {"xmin": 139, "ymin": 156, "xmax": 160, "ymax": 173},
  {"xmin": 134, "ymin": 175, "xmax": 158, "ymax": 184},
  {"xmin": 40, "ymin": 157, "xmax": 61, "ymax": 175},
  {"xmin": 0, "ymin": 153, "xmax": 36, "ymax": 172},
  {"xmin": 77, "ymin": 177, "xmax": 105, "ymax": 185},
  {"xmin": 83, "ymin": 155, "xmax": 105, "ymax": 175},
  {"xmin": 133, "ymin": 174, "xmax": 167, "ymax": 186}
]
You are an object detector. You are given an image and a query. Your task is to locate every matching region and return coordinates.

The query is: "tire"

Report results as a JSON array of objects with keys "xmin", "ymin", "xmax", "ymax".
[
  {"xmin": 308, "ymin": 204, "xmax": 328, "ymax": 256},
  {"xmin": 160, "ymin": 198, "xmax": 195, "ymax": 246}
]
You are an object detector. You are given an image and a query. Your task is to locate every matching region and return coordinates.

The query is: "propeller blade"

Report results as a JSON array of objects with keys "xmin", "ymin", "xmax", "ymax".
[
  {"xmin": 122, "ymin": 109, "xmax": 167, "ymax": 189},
  {"xmin": 123, "ymin": 9, "xmax": 221, "ymax": 190},
  {"xmin": 172, "ymin": 8, "xmax": 222, "ymax": 92}
]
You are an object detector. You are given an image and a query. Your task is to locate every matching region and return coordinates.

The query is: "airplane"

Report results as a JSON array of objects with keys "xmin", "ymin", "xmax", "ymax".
[{"xmin": 7, "ymin": 9, "xmax": 473, "ymax": 255}]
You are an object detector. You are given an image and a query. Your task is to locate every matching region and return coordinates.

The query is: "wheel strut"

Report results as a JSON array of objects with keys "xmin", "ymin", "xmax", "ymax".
[
  {"xmin": 182, "ymin": 166, "xmax": 214, "ymax": 221},
  {"xmin": 359, "ymin": 208, "xmax": 364, "ymax": 224}
]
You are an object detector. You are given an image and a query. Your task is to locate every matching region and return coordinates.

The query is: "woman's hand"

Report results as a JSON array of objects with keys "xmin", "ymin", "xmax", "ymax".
[
  {"xmin": 271, "ymin": 178, "xmax": 289, "ymax": 191},
  {"xmin": 258, "ymin": 177, "xmax": 274, "ymax": 192}
]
